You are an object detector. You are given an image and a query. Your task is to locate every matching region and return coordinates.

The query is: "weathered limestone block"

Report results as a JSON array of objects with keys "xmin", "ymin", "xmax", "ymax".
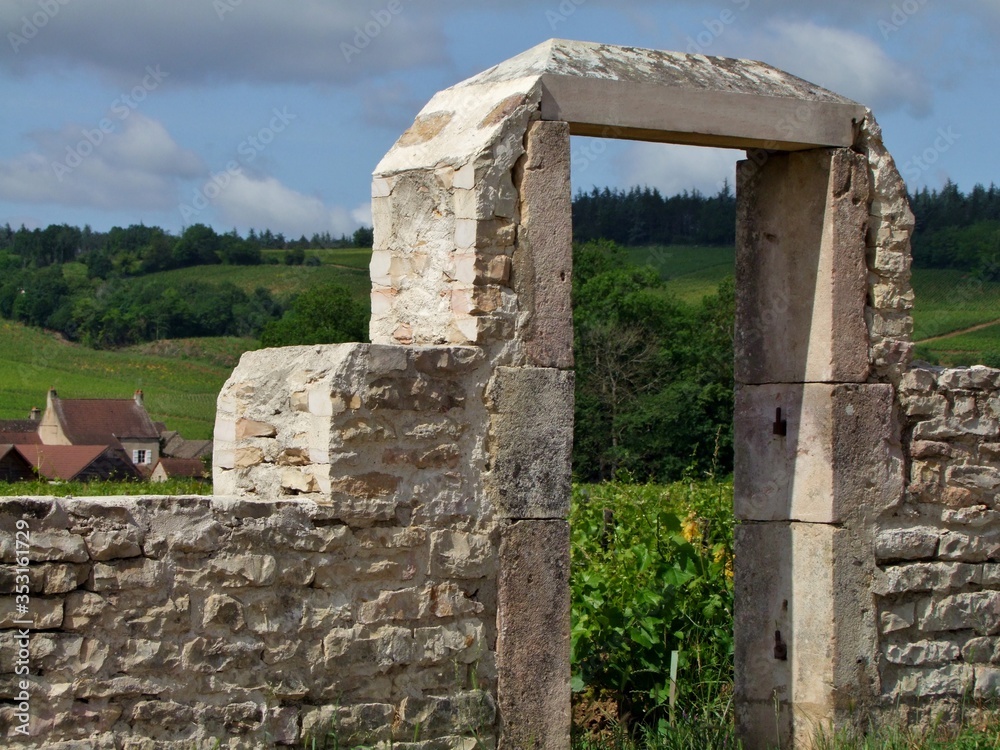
[
  {"xmin": 497, "ymin": 520, "xmax": 570, "ymax": 750},
  {"xmin": 880, "ymin": 601, "xmax": 916, "ymax": 634},
  {"xmin": 735, "ymin": 383, "xmax": 903, "ymax": 522},
  {"xmin": 736, "ymin": 148, "xmax": 870, "ymax": 385},
  {"xmin": 884, "ymin": 640, "xmax": 960, "ymax": 666},
  {"xmin": 430, "ymin": 530, "xmax": 497, "ymax": 579},
  {"xmin": 890, "ymin": 665, "xmax": 972, "ymax": 699},
  {"xmin": 963, "ymin": 637, "xmax": 1000, "ymax": 664},
  {"xmin": 874, "ymin": 528, "xmax": 940, "ymax": 562},
  {"xmin": 880, "ymin": 562, "xmax": 981, "ymax": 594},
  {"xmin": 90, "ymin": 559, "xmax": 169, "ymax": 592},
  {"xmin": 514, "ymin": 120, "xmax": 573, "ymax": 369},
  {"xmin": 920, "ymin": 591, "xmax": 1000, "ymax": 634},
  {"xmin": 486, "ymin": 367, "xmax": 573, "ymax": 519},
  {"xmin": 85, "ymin": 528, "xmax": 142, "ymax": 561},
  {"xmin": 301, "ymin": 703, "xmax": 395, "ymax": 746},
  {"xmin": 861, "ymin": 115, "xmax": 915, "ymax": 380}
]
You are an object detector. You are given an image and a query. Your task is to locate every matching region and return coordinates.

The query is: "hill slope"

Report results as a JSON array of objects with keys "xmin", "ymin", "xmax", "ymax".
[{"xmin": 0, "ymin": 321, "xmax": 240, "ymax": 439}]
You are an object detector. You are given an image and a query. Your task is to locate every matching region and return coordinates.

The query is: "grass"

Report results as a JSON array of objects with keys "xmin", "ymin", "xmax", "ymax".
[
  {"xmin": 0, "ymin": 251, "xmax": 375, "ymax": 439},
  {"xmin": 910, "ymin": 268, "xmax": 1000, "ymax": 342},
  {"xmin": 0, "ymin": 477, "xmax": 211, "ymax": 496},
  {"xmin": 572, "ymin": 711, "xmax": 1000, "ymax": 749},
  {"xmin": 625, "ymin": 245, "xmax": 736, "ymax": 304},
  {"xmin": 0, "ymin": 320, "xmax": 238, "ymax": 439},
  {"xmin": 148, "ymin": 258, "xmax": 370, "ymax": 300}
]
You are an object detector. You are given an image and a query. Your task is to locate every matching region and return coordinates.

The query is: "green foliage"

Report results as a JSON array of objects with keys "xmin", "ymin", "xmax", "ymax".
[
  {"xmin": 0, "ymin": 477, "xmax": 211, "ymax": 496},
  {"xmin": 570, "ymin": 480, "xmax": 734, "ymax": 731},
  {"xmin": 573, "ymin": 241, "xmax": 734, "ymax": 482},
  {"xmin": 261, "ymin": 282, "xmax": 368, "ymax": 347}
]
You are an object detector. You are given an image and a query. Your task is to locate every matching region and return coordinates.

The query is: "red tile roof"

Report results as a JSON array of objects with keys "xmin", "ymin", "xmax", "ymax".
[
  {"xmin": 153, "ymin": 457, "xmax": 208, "ymax": 479},
  {"xmin": 16, "ymin": 444, "xmax": 140, "ymax": 481},
  {"xmin": 51, "ymin": 395, "xmax": 160, "ymax": 444},
  {"xmin": 0, "ymin": 420, "xmax": 41, "ymax": 444}
]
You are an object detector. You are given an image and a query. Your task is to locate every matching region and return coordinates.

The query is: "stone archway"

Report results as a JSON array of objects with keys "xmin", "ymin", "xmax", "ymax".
[{"xmin": 369, "ymin": 39, "xmax": 912, "ymax": 749}]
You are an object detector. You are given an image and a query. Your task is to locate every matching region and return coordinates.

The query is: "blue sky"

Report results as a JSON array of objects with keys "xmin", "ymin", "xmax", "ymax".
[{"xmin": 0, "ymin": 1, "xmax": 997, "ymax": 238}]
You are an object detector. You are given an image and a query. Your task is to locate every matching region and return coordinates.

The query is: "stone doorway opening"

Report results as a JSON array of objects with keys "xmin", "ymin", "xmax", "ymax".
[{"xmin": 371, "ymin": 39, "xmax": 911, "ymax": 748}]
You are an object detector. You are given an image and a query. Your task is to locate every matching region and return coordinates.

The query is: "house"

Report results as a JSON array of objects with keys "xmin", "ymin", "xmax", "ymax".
[
  {"xmin": 16, "ymin": 444, "xmax": 141, "ymax": 482},
  {"xmin": 0, "ymin": 408, "xmax": 43, "ymax": 445},
  {"xmin": 159, "ymin": 430, "xmax": 212, "ymax": 461},
  {"xmin": 38, "ymin": 389, "xmax": 161, "ymax": 469},
  {"xmin": 150, "ymin": 457, "xmax": 208, "ymax": 483},
  {"xmin": 0, "ymin": 444, "xmax": 35, "ymax": 481}
]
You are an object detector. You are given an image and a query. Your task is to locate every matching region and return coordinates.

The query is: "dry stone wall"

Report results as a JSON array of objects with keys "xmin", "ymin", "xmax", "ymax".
[
  {"xmin": 875, "ymin": 365, "xmax": 1000, "ymax": 718},
  {"xmin": 0, "ymin": 343, "xmax": 504, "ymax": 749}
]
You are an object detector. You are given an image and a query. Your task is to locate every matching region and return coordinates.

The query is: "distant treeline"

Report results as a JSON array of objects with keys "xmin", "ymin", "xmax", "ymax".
[
  {"xmin": 0, "ymin": 222, "xmax": 373, "ymax": 276},
  {"xmin": 910, "ymin": 183, "xmax": 1000, "ymax": 276},
  {"xmin": 571, "ymin": 181, "xmax": 1000, "ymax": 277},
  {"xmin": 572, "ymin": 184, "xmax": 737, "ymax": 247}
]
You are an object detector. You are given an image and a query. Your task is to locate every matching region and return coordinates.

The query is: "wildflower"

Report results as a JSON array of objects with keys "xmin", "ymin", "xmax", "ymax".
[{"xmin": 681, "ymin": 511, "xmax": 701, "ymax": 543}]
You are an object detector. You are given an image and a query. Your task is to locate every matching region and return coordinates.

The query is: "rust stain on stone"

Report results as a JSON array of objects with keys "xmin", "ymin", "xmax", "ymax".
[
  {"xmin": 479, "ymin": 93, "xmax": 528, "ymax": 129},
  {"xmin": 397, "ymin": 111, "xmax": 454, "ymax": 147}
]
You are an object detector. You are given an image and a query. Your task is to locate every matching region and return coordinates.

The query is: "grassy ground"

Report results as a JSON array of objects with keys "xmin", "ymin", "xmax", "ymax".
[
  {"xmin": 0, "ymin": 477, "xmax": 211, "ymax": 496},
  {"xmin": 149, "ymin": 253, "xmax": 371, "ymax": 300},
  {"xmin": 0, "ymin": 321, "xmax": 237, "ymax": 439}
]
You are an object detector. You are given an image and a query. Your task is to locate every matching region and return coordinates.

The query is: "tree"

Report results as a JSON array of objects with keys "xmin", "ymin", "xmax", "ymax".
[
  {"xmin": 261, "ymin": 283, "xmax": 368, "ymax": 347},
  {"xmin": 352, "ymin": 226, "xmax": 374, "ymax": 248}
]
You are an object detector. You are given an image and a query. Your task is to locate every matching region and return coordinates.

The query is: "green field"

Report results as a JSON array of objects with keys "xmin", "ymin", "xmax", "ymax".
[
  {"xmin": 151, "ymin": 251, "xmax": 371, "ymax": 300},
  {"xmin": 626, "ymin": 245, "xmax": 736, "ymax": 304},
  {"xmin": 0, "ymin": 321, "xmax": 239, "ymax": 439}
]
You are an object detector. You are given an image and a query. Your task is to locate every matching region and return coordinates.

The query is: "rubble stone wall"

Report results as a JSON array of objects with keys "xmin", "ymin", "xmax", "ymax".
[
  {"xmin": 0, "ymin": 343, "xmax": 503, "ymax": 749},
  {"xmin": 875, "ymin": 365, "xmax": 1000, "ymax": 718}
]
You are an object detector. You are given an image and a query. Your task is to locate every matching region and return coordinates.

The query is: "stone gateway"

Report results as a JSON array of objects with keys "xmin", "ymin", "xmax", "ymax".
[{"xmin": 0, "ymin": 40, "xmax": 991, "ymax": 750}]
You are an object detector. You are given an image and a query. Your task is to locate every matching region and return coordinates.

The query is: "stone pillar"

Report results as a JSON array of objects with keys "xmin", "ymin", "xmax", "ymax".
[
  {"xmin": 489, "ymin": 119, "xmax": 574, "ymax": 749},
  {"xmin": 734, "ymin": 149, "xmax": 900, "ymax": 748}
]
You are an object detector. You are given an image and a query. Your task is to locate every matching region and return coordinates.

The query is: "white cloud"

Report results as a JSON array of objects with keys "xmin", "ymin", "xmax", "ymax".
[
  {"xmin": 740, "ymin": 20, "xmax": 932, "ymax": 115},
  {"xmin": 212, "ymin": 173, "xmax": 366, "ymax": 237},
  {"xmin": 611, "ymin": 142, "xmax": 740, "ymax": 198},
  {"xmin": 0, "ymin": 113, "xmax": 203, "ymax": 210},
  {"xmin": 1, "ymin": 0, "xmax": 448, "ymax": 86}
]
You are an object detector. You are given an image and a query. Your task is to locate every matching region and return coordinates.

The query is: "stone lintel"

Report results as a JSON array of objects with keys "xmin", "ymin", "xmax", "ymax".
[
  {"xmin": 540, "ymin": 75, "xmax": 864, "ymax": 150},
  {"xmin": 497, "ymin": 519, "xmax": 571, "ymax": 750}
]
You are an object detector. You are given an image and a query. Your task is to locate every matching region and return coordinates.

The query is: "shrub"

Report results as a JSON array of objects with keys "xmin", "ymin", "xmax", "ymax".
[{"xmin": 570, "ymin": 479, "xmax": 734, "ymax": 735}]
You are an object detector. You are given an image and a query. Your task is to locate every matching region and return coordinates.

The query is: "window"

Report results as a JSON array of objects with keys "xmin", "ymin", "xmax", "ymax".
[{"xmin": 133, "ymin": 449, "xmax": 150, "ymax": 465}]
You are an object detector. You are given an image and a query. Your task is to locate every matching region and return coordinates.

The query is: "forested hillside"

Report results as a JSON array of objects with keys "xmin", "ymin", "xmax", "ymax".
[{"xmin": 0, "ymin": 222, "xmax": 372, "ymax": 348}]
